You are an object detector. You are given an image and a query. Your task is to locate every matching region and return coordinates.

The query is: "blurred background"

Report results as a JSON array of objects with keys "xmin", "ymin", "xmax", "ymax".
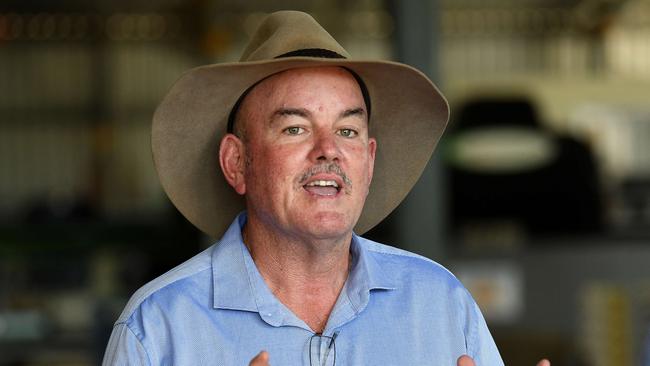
[{"xmin": 0, "ymin": 0, "xmax": 649, "ymax": 365}]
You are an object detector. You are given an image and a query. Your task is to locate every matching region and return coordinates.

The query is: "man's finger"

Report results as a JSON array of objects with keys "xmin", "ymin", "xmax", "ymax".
[
  {"xmin": 249, "ymin": 351, "xmax": 270, "ymax": 366},
  {"xmin": 536, "ymin": 359, "xmax": 551, "ymax": 366},
  {"xmin": 457, "ymin": 355, "xmax": 476, "ymax": 366}
]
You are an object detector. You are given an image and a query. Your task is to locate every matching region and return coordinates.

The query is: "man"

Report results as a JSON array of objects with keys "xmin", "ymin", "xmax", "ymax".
[{"xmin": 103, "ymin": 11, "xmax": 543, "ymax": 365}]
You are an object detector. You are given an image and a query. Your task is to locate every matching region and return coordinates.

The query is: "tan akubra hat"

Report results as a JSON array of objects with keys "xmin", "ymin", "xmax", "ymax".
[{"xmin": 152, "ymin": 10, "xmax": 449, "ymax": 238}]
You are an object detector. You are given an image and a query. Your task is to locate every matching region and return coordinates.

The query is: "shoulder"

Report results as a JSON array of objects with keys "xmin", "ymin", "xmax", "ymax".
[
  {"xmin": 357, "ymin": 238, "xmax": 504, "ymax": 364},
  {"xmin": 359, "ymin": 236, "xmax": 456, "ymax": 277},
  {"xmin": 356, "ymin": 236, "xmax": 468, "ymax": 295},
  {"xmin": 115, "ymin": 245, "xmax": 214, "ymax": 324}
]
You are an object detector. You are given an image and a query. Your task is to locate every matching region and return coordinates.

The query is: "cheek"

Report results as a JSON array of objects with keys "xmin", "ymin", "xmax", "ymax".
[
  {"xmin": 250, "ymin": 146, "xmax": 300, "ymax": 185},
  {"xmin": 346, "ymin": 145, "xmax": 373, "ymax": 180}
]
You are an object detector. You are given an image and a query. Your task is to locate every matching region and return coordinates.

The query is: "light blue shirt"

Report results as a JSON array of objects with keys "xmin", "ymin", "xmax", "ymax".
[{"xmin": 103, "ymin": 213, "xmax": 503, "ymax": 365}]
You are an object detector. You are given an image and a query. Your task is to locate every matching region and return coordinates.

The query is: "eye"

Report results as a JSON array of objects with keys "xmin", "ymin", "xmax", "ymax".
[
  {"xmin": 284, "ymin": 126, "xmax": 305, "ymax": 135},
  {"xmin": 338, "ymin": 128, "xmax": 358, "ymax": 138}
]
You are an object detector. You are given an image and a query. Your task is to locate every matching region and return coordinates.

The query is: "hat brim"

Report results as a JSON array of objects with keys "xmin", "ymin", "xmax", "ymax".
[{"xmin": 152, "ymin": 57, "xmax": 449, "ymax": 238}]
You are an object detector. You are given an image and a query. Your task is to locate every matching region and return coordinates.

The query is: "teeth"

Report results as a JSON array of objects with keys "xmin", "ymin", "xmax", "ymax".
[{"xmin": 306, "ymin": 180, "xmax": 339, "ymax": 188}]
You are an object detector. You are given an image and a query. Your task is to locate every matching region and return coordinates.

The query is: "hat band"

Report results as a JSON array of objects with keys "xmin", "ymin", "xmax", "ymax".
[
  {"xmin": 227, "ymin": 49, "xmax": 372, "ymax": 134},
  {"xmin": 275, "ymin": 48, "xmax": 345, "ymax": 59}
]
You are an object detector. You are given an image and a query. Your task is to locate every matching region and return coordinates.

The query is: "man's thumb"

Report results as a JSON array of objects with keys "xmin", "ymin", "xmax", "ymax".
[
  {"xmin": 249, "ymin": 351, "xmax": 270, "ymax": 366},
  {"xmin": 457, "ymin": 355, "xmax": 476, "ymax": 366}
]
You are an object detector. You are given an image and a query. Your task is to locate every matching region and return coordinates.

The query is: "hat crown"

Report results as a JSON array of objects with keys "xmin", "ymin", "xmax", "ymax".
[{"xmin": 240, "ymin": 11, "xmax": 351, "ymax": 62}]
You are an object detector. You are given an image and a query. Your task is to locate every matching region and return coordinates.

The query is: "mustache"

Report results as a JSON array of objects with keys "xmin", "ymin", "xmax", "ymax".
[{"xmin": 298, "ymin": 163, "xmax": 352, "ymax": 188}]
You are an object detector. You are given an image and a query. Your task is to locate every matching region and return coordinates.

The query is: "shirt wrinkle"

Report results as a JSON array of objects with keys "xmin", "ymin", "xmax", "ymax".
[{"xmin": 127, "ymin": 322, "xmax": 152, "ymax": 366}]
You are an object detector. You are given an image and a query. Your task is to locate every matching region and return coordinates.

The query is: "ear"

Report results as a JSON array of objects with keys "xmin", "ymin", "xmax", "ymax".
[
  {"xmin": 366, "ymin": 137, "xmax": 377, "ymax": 185},
  {"xmin": 219, "ymin": 134, "xmax": 247, "ymax": 195}
]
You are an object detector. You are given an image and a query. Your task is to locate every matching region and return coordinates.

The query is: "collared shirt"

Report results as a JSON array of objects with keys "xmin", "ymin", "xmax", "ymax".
[{"xmin": 103, "ymin": 213, "xmax": 504, "ymax": 365}]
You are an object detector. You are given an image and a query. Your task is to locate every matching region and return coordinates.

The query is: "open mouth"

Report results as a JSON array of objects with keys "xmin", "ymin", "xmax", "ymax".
[{"xmin": 303, "ymin": 180, "xmax": 341, "ymax": 196}]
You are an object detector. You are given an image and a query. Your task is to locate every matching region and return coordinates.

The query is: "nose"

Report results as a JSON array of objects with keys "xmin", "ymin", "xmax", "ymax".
[{"xmin": 308, "ymin": 129, "xmax": 340, "ymax": 163}]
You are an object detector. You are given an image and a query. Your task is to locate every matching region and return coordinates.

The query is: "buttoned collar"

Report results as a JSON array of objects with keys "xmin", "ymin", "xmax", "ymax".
[{"xmin": 211, "ymin": 212, "xmax": 396, "ymax": 332}]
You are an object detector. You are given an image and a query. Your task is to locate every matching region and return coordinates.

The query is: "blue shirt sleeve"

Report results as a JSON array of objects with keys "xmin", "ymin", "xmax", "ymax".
[
  {"xmin": 467, "ymin": 300, "xmax": 505, "ymax": 366},
  {"xmin": 103, "ymin": 322, "xmax": 152, "ymax": 366}
]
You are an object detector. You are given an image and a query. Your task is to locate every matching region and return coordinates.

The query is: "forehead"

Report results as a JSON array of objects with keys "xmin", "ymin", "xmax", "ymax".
[{"xmin": 243, "ymin": 66, "xmax": 364, "ymax": 109}]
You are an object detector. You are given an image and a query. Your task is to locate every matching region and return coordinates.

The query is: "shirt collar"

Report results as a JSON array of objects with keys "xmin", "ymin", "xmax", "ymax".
[
  {"xmin": 339, "ymin": 234, "xmax": 397, "ymax": 318},
  {"xmin": 211, "ymin": 212, "xmax": 397, "ymax": 326},
  {"xmin": 211, "ymin": 212, "xmax": 258, "ymax": 312},
  {"xmin": 212, "ymin": 212, "xmax": 308, "ymax": 328}
]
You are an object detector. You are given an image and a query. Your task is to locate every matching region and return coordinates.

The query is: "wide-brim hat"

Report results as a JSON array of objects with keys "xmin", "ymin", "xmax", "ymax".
[{"xmin": 152, "ymin": 10, "xmax": 449, "ymax": 238}]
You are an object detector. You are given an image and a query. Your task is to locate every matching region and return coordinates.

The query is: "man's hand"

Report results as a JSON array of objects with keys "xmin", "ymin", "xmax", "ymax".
[
  {"xmin": 457, "ymin": 354, "xmax": 551, "ymax": 366},
  {"xmin": 249, "ymin": 351, "xmax": 270, "ymax": 366}
]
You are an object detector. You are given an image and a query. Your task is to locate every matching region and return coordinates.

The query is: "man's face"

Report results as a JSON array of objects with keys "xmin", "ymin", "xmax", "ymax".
[{"xmin": 234, "ymin": 66, "xmax": 376, "ymax": 241}]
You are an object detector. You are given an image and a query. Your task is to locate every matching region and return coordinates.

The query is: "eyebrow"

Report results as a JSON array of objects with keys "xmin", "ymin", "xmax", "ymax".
[
  {"xmin": 271, "ymin": 107, "xmax": 366, "ymax": 122},
  {"xmin": 273, "ymin": 108, "xmax": 309, "ymax": 119},
  {"xmin": 341, "ymin": 107, "xmax": 366, "ymax": 119}
]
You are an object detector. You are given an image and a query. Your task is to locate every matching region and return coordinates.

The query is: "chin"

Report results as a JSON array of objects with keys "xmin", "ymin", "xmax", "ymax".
[{"xmin": 300, "ymin": 211, "xmax": 356, "ymax": 239}]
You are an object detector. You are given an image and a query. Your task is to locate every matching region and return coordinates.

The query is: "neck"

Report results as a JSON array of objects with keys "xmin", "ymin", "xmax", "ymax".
[{"xmin": 243, "ymin": 214, "xmax": 352, "ymax": 333}]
